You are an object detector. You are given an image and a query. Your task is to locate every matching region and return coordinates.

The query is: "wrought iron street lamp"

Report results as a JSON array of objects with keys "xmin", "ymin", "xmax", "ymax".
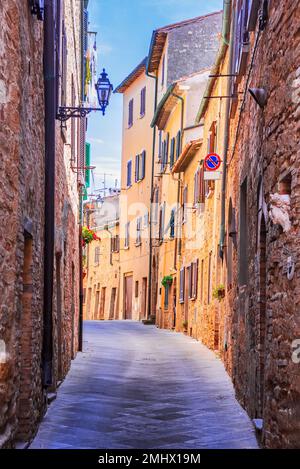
[
  {"xmin": 57, "ymin": 68, "xmax": 113, "ymax": 122},
  {"xmin": 96, "ymin": 69, "xmax": 114, "ymax": 116}
]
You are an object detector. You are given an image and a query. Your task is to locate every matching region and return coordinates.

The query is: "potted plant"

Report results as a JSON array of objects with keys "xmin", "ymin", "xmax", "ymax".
[
  {"xmin": 182, "ymin": 320, "xmax": 188, "ymax": 332},
  {"xmin": 161, "ymin": 275, "xmax": 173, "ymax": 288},
  {"xmin": 82, "ymin": 226, "xmax": 100, "ymax": 247},
  {"xmin": 212, "ymin": 284, "xmax": 225, "ymax": 302}
]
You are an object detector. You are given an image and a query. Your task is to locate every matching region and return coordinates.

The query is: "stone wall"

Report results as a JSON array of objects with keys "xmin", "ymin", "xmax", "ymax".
[
  {"xmin": 0, "ymin": 1, "xmax": 45, "ymax": 447},
  {"xmin": 224, "ymin": 0, "xmax": 300, "ymax": 448}
]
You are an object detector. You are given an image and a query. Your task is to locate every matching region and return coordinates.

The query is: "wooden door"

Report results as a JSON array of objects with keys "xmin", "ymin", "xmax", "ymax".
[
  {"xmin": 99, "ymin": 287, "xmax": 106, "ymax": 319},
  {"xmin": 125, "ymin": 275, "xmax": 133, "ymax": 319},
  {"xmin": 141, "ymin": 277, "xmax": 147, "ymax": 319},
  {"xmin": 109, "ymin": 288, "xmax": 116, "ymax": 319}
]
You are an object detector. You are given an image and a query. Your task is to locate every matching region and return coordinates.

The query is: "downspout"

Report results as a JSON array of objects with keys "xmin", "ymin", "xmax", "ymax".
[
  {"xmin": 78, "ymin": 0, "xmax": 87, "ymax": 352},
  {"xmin": 146, "ymin": 67, "xmax": 158, "ymax": 320},
  {"xmin": 42, "ymin": 0, "xmax": 56, "ymax": 387},
  {"xmin": 171, "ymin": 92, "xmax": 184, "ymax": 271},
  {"xmin": 220, "ymin": 0, "xmax": 234, "ymax": 259}
]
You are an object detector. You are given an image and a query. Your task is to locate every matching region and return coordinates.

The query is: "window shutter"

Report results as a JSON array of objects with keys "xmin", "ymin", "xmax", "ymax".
[
  {"xmin": 161, "ymin": 140, "xmax": 165, "ymax": 172},
  {"xmin": 199, "ymin": 165, "xmax": 205, "ymax": 204},
  {"xmin": 78, "ymin": 117, "xmax": 86, "ymax": 184},
  {"xmin": 158, "ymin": 131, "xmax": 162, "ymax": 161},
  {"xmin": 192, "ymin": 259, "xmax": 198, "ymax": 299},
  {"xmin": 176, "ymin": 130, "xmax": 181, "ymax": 159},
  {"xmin": 127, "ymin": 160, "xmax": 132, "ymax": 187},
  {"xmin": 179, "ymin": 267, "xmax": 185, "ymax": 303},
  {"xmin": 182, "ymin": 186, "xmax": 187, "ymax": 223},
  {"xmin": 61, "ymin": 21, "xmax": 67, "ymax": 107},
  {"xmin": 85, "ymin": 142, "xmax": 91, "ymax": 188},
  {"xmin": 141, "ymin": 151, "xmax": 146, "ymax": 179},
  {"xmin": 170, "ymin": 209, "xmax": 175, "ymax": 238},
  {"xmin": 165, "ymin": 133, "xmax": 169, "ymax": 169},
  {"xmin": 170, "ymin": 137, "xmax": 175, "ymax": 168},
  {"xmin": 128, "ymin": 99, "xmax": 133, "ymax": 127},
  {"xmin": 135, "ymin": 154, "xmax": 139, "ymax": 182},
  {"xmin": 140, "ymin": 87, "xmax": 146, "ymax": 116}
]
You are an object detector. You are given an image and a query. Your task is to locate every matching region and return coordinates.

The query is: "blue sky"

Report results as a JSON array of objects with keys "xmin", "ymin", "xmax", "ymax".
[{"xmin": 86, "ymin": 0, "xmax": 224, "ymax": 194}]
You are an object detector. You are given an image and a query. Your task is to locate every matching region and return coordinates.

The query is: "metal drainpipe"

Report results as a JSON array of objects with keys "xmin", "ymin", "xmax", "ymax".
[
  {"xmin": 146, "ymin": 69, "xmax": 158, "ymax": 320},
  {"xmin": 171, "ymin": 92, "xmax": 184, "ymax": 271},
  {"xmin": 42, "ymin": 0, "xmax": 56, "ymax": 387},
  {"xmin": 220, "ymin": 1, "xmax": 234, "ymax": 259}
]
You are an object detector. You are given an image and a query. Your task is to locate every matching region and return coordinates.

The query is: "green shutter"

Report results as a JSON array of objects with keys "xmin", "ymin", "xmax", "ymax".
[{"xmin": 85, "ymin": 142, "xmax": 91, "ymax": 188}]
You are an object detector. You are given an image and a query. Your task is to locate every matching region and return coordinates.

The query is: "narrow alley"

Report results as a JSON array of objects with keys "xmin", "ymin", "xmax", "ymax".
[{"xmin": 31, "ymin": 321, "xmax": 258, "ymax": 449}]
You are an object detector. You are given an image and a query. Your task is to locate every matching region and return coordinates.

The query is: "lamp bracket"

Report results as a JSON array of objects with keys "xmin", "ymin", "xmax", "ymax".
[{"xmin": 57, "ymin": 106, "xmax": 105, "ymax": 122}]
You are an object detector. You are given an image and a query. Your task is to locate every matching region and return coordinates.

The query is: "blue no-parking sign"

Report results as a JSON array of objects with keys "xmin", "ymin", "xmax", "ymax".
[{"xmin": 204, "ymin": 153, "xmax": 222, "ymax": 171}]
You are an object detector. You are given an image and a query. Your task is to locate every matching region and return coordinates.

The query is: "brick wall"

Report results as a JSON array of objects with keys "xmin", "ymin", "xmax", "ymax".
[
  {"xmin": 0, "ymin": 1, "xmax": 45, "ymax": 447},
  {"xmin": 224, "ymin": 0, "xmax": 300, "ymax": 448}
]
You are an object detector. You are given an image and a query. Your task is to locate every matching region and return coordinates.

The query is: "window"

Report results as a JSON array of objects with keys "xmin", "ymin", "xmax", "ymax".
[
  {"xmin": 233, "ymin": 0, "xmax": 250, "ymax": 80},
  {"xmin": 126, "ymin": 160, "xmax": 132, "ymax": 187},
  {"xmin": 111, "ymin": 235, "xmax": 120, "ymax": 253},
  {"xmin": 182, "ymin": 186, "xmax": 188, "ymax": 224},
  {"xmin": 239, "ymin": 178, "xmax": 248, "ymax": 285},
  {"xmin": 170, "ymin": 208, "xmax": 175, "ymax": 239},
  {"xmin": 169, "ymin": 137, "xmax": 175, "ymax": 168},
  {"xmin": 128, "ymin": 98, "xmax": 133, "ymax": 127},
  {"xmin": 125, "ymin": 222, "xmax": 130, "ymax": 248},
  {"xmin": 179, "ymin": 267, "xmax": 185, "ymax": 303},
  {"xmin": 140, "ymin": 86, "xmax": 146, "ymax": 117},
  {"xmin": 175, "ymin": 130, "xmax": 181, "ymax": 160},
  {"xmin": 135, "ymin": 151, "xmax": 146, "ymax": 182},
  {"xmin": 136, "ymin": 217, "xmax": 142, "ymax": 245},
  {"xmin": 94, "ymin": 246, "xmax": 100, "ymax": 265},
  {"xmin": 194, "ymin": 166, "xmax": 205, "ymax": 205},
  {"xmin": 247, "ymin": 0, "xmax": 261, "ymax": 31},
  {"xmin": 135, "ymin": 280, "xmax": 139, "ymax": 298},
  {"xmin": 161, "ymin": 55, "xmax": 165, "ymax": 86}
]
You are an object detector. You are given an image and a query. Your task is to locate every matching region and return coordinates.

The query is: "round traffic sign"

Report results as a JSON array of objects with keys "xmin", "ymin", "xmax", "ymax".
[{"xmin": 204, "ymin": 153, "xmax": 222, "ymax": 171}]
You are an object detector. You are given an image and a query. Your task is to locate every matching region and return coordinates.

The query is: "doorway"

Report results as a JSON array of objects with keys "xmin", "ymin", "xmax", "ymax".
[
  {"xmin": 124, "ymin": 275, "xmax": 133, "ymax": 319},
  {"xmin": 141, "ymin": 277, "xmax": 147, "ymax": 319},
  {"xmin": 94, "ymin": 286, "xmax": 100, "ymax": 320},
  {"xmin": 109, "ymin": 287, "xmax": 117, "ymax": 319},
  {"xmin": 100, "ymin": 287, "xmax": 106, "ymax": 319}
]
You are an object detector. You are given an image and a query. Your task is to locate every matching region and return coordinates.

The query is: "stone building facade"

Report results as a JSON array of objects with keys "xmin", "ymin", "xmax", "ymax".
[
  {"xmin": 222, "ymin": 0, "xmax": 300, "ymax": 448},
  {"xmin": 114, "ymin": 61, "xmax": 155, "ymax": 321},
  {"xmin": 83, "ymin": 194, "xmax": 120, "ymax": 321},
  {"xmin": 0, "ymin": 0, "xmax": 88, "ymax": 447}
]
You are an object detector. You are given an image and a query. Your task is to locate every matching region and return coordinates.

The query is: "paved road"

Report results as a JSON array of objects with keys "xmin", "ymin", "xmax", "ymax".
[{"xmin": 31, "ymin": 321, "xmax": 258, "ymax": 449}]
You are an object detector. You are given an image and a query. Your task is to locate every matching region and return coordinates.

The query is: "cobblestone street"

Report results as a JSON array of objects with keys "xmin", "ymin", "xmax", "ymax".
[{"xmin": 31, "ymin": 321, "xmax": 258, "ymax": 449}]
